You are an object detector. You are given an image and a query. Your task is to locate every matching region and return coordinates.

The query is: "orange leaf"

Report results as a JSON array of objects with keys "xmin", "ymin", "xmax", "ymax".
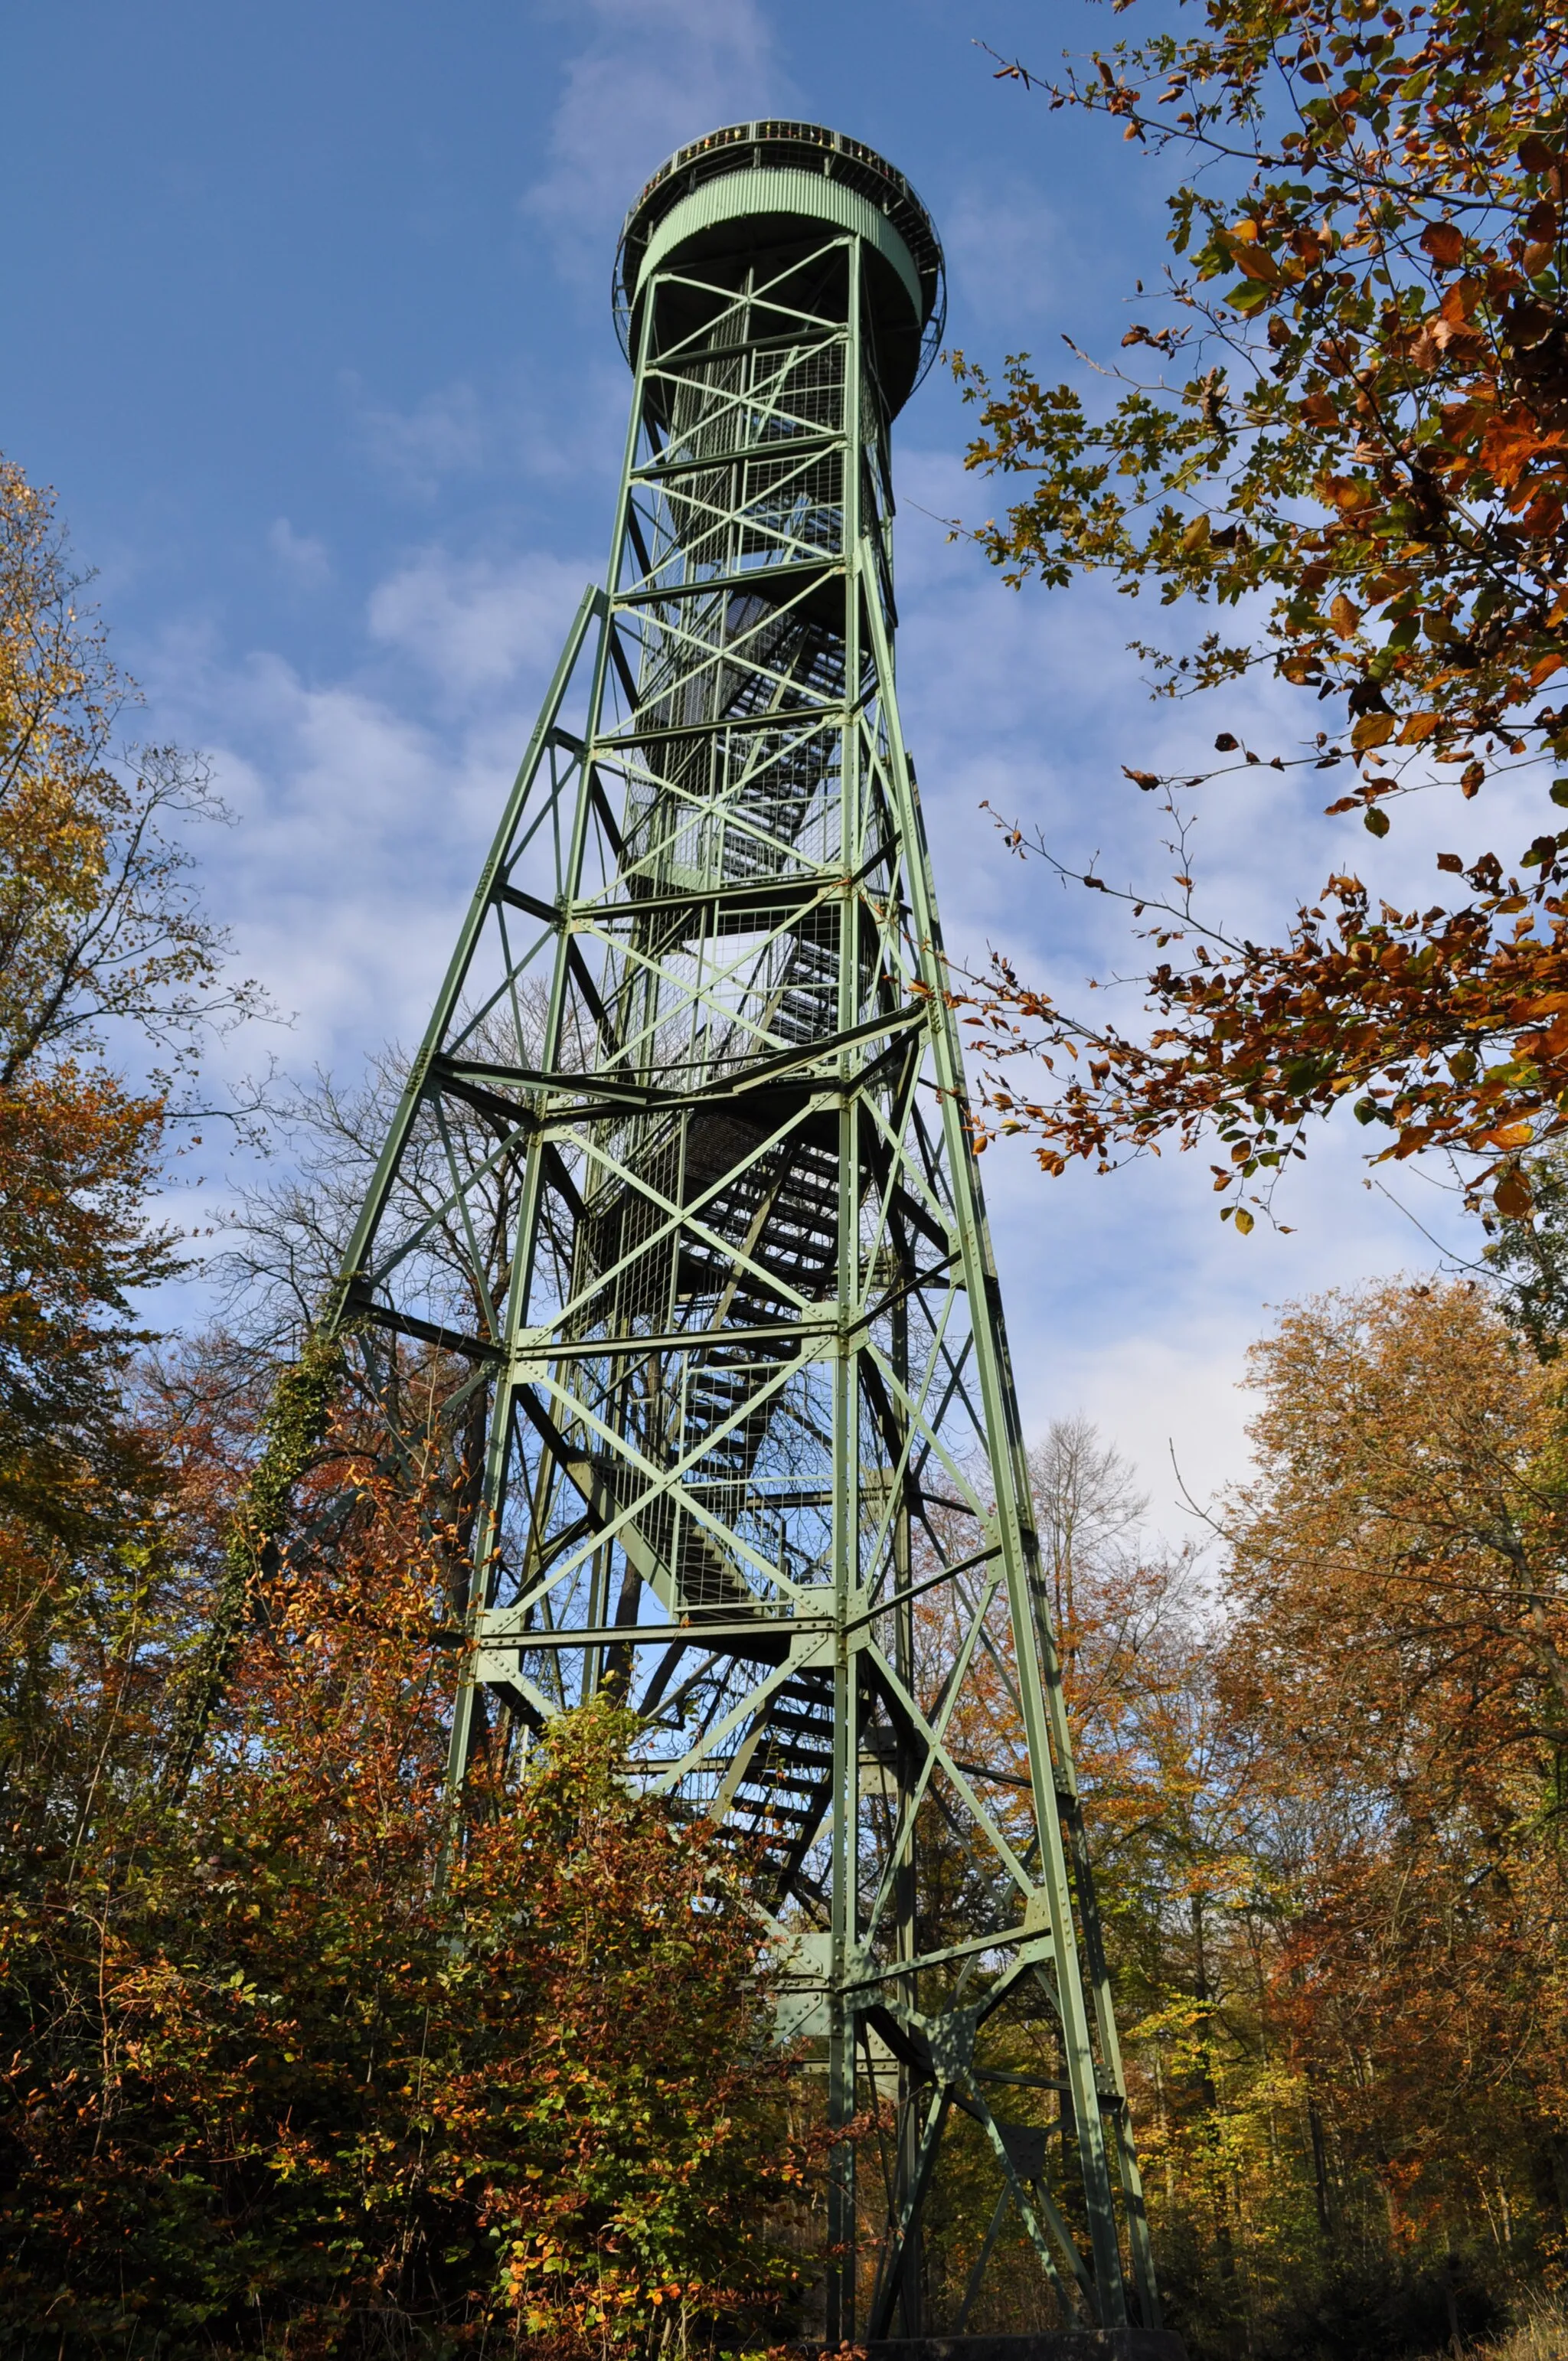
[
  {"xmin": 1398, "ymin": 712, "xmax": 1441, "ymax": 744},
  {"xmin": 1233, "ymin": 244, "xmax": 1281, "ymax": 285},
  {"xmin": 1421, "ymin": 221, "xmax": 1465, "ymax": 269}
]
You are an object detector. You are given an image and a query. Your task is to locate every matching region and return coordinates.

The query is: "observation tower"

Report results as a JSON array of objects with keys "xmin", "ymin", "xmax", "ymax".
[{"xmin": 328, "ymin": 121, "xmax": 1171, "ymax": 2353}]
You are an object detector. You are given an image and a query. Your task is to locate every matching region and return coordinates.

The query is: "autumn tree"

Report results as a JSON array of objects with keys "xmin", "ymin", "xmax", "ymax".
[
  {"xmin": 0, "ymin": 1440, "xmax": 807, "ymax": 2359},
  {"xmin": 910, "ymin": 1428, "xmax": 1298, "ymax": 2348},
  {"xmin": 0, "ymin": 453, "xmax": 263, "ymax": 1904},
  {"xmin": 0, "ymin": 453, "xmax": 254, "ymax": 1550},
  {"xmin": 955, "ymin": 0, "xmax": 1568, "ymax": 1223},
  {"xmin": 1218, "ymin": 1278, "xmax": 1568, "ymax": 2308},
  {"xmin": 923, "ymin": 1400, "xmax": 1548, "ymax": 2351}
]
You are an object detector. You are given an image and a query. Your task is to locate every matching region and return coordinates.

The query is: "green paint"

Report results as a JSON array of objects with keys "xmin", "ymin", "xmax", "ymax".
[{"xmin": 325, "ymin": 122, "xmax": 1158, "ymax": 2343}]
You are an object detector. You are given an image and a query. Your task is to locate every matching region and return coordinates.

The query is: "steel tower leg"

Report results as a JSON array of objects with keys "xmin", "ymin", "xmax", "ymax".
[{"xmin": 325, "ymin": 122, "xmax": 1163, "ymax": 2344}]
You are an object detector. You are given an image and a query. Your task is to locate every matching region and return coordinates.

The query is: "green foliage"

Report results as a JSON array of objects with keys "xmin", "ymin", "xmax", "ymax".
[
  {"xmin": 162, "ymin": 1330, "xmax": 345, "ymax": 1798},
  {"xmin": 1485, "ymin": 1144, "xmax": 1568, "ymax": 1357}
]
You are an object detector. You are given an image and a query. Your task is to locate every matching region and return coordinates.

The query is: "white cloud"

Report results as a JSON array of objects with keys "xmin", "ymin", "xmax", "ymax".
[
  {"xmin": 523, "ymin": 0, "xmax": 787, "ymax": 268},
  {"xmin": 873, "ymin": 465, "xmax": 1482, "ymax": 1514},
  {"xmin": 348, "ymin": 378, "xmax": 488, "ymax": 500},
  {"xmin": 136, "ymin": 563, "xmax": 587, "ymax": 1078},
  {"xmin": 266, "ymin": 517, "xmax": 331, "ymax": 589},
  {"xmin": 132, "ymin": 422, "xmax": 1485, "ymax": 1518},
  {"xmin": 367, "ymin": 547, "xmax": 599, "ymax": 697},
  {"xmin": 983, "ymin": 1106, "xmax": 1436, "ymax": 1543},
  {"xmin": 942, "ymin": 175, "xmax": 1061, "ymax": 329},
  {"xmin": 346, "ymin": 365, "xmax": 630, "ymax": 499}
]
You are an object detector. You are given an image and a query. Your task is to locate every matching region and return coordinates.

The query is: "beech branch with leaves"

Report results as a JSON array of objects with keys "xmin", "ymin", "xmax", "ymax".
[{"xmin": 957, "ymin": 0, "xmax": 1568, "ymax": 1222}]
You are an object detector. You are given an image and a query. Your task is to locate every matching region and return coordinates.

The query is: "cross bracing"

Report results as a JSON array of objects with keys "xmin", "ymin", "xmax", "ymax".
[{"xmin": 326, "ymin": 130, "xmax": 1162, "ymax": 2347}]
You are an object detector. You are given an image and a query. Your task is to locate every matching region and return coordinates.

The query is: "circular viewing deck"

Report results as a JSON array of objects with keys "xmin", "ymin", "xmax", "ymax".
[{"xmin": 613, "ymin": 120, "xmax": 946, "ymax": 413}]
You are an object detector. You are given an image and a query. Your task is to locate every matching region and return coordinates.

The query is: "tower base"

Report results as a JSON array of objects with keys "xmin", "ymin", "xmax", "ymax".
[{"xmin": 866, "ymin": 2336, "xmax": 1187, "ymax": 2361}]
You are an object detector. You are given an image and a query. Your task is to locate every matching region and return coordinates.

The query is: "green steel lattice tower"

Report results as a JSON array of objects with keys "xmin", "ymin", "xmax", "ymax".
[{"xmin": 328, "ymin": 122, "xmax": 1161, "ymax": 2345}]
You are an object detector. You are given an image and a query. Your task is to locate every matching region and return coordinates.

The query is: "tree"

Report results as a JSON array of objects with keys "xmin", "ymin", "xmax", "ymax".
[
  {"xmin": 954, "ymin": 0, "xmax": 1568, "ymax": 1223},
  {"xmin": 1028, "ymin": 1413, "xmax": 1148, "ymax": 1641},
  {"xmin": 925, "ymin": 1395, "xmax": 1566, "ymax": 2350},
  {"xmin": 1217, "ymin": 1278, "xmax": 1568, "ymax": 2289},
  {"xmin": 1483, "ymin": 1141, "xmax": 1568, "ymax": 1357},
  {"xmin": 0, "ymin": 453, "xmax": 263, "ymax": 1946},
  {"xmin": 912, "ymin": 1428, "xmax": 1306, "ymax": 2350},
  {"xmin": 0, "ymin": 1437, "xmax": 808, "ymax": 2359},
  {"xmin": 0, "ymin": 454, "xmax": 256, "ymax": 1546}
]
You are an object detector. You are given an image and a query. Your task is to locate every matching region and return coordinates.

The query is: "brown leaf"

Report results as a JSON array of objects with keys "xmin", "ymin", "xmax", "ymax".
[
  {"xmin": 1330, "ymin": 594, "xmax": 1362, "ymax": 640},
  {"xmin": 1436, "ymin": 852, "xmax": 1465, "ymax": 873},
  {"xmin": 1506, "ymin": 300, "xmax": 1557, "ymax": 347},
  {"xmin": 1420, "ymin": 221, "xmax": 1465, "ymax": 269},
  {"xmin": 1519, "ymin": 132, "xmax": 1560, "ymax": 175},
  {"xmin": 1494, "ymin": 1168, "xmax": 1534, "ymax": 1217}
]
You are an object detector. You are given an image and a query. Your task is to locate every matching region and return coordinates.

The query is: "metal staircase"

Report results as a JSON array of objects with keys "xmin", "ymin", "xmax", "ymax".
[{"xmin": 327, "ymin": 119, "xmax": 1164, "ymax": 2350}]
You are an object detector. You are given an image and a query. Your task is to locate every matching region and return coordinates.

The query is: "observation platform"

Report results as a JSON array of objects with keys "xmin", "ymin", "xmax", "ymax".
[{"xmin": 614, "ymin": 118, "xmax": 946, "ymax": 413}]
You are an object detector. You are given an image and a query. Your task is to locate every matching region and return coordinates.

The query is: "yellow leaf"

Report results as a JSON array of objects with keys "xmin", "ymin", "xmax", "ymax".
[
  {"xmin": 1233, "ymin": 1207, "xmax": 1256, "ymax": 1235},
  {"xmin": 1351, "ymin": 713, "xmax": 1396, "ymax": 750}
]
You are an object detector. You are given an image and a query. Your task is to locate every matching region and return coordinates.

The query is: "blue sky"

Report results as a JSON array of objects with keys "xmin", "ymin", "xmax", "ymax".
[{"xmin": 4, "ymin": 0, "xmax": 1480, "ymax": 1533}]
